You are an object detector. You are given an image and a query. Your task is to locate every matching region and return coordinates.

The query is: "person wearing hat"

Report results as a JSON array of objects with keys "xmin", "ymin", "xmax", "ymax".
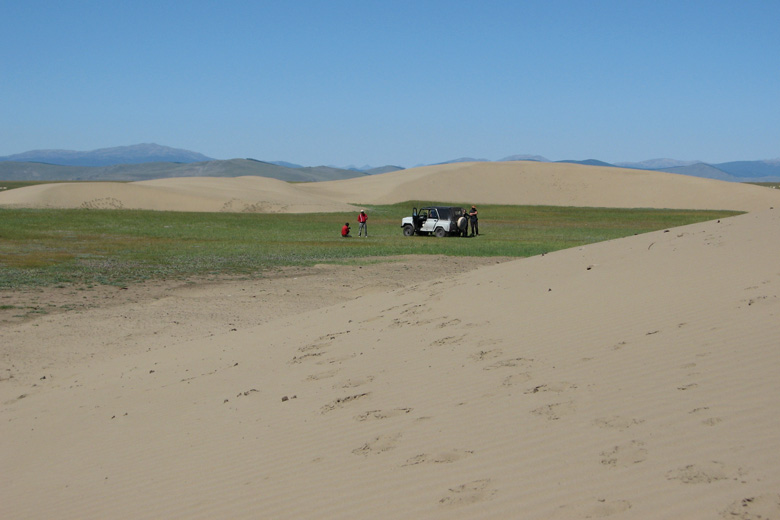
[
  {"xmin": 468, "ymin": 205, "xmax": 479, "ymax": 236},
  {"xmin": 357, "ymin": 209, "xmax": 368, "ymax": 237}
]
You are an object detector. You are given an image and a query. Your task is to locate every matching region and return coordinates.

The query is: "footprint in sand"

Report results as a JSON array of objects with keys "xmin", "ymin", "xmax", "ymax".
[
  {"xmin": 524, "ymin": 381, "xmax": 577, "ymax": 394},
  {"xmin": 289, "ymin": 351, "xmax": 324, "ymax": 364},
  {"xmin": 351, "ymin": 432, "xmax": 402, "ymax": 457},
  {"xmin": 305, "ymin": 368, "xmax": 340, "ymax": 381},
  {"xmin": 720, "ymin": 493, "xmax": 780, "ymax": 519},
  {"xmin": 320, "ymin": 393, "xmax": 370, "ymax": 414},
  {"xmin": 388, "ymin": 317, "xmax": 433, "ymax": 329},
  {"xmin": 430, "ymin": 334, "xmax": 466, "ymax": 347},
  {"xmin": 666, "ymin": 461, "xmax": 744, "ymax": 484},
  {"xmin": 502, "ymin": 372, "xmax": 533, "ymax": 386},
  {"xmin": 316, "ymin": 331, "xmax": 351, "ymax": 341},
  {"xmin": 483, "ymin": 357, "xmax": 534, "ymax": 371},
  {"xmin": 690, "ymin": 407, "xmax": 725, "ymax": 426},
  {"xmin": 437, "ymin": 318, "xmax": 461, "ymax": 328},
  {"xmin": 297, "ymin": 341, "xmax": 329, "ymax": 353},
  {"xmin": 403, "ymin": 449, "xmax": 473, "ymax": 466},
  {"xmin": 531, "ymin": 401, "xmax": 576, "ymax": 421},
  {"xmin": 610, "ymin": 341, "xmax": 628, "ymax": 350},
  {"xmin": 600, "ymin": 440, "xmax": 647, "ymax": 468},
  {"xmin": 326, "ymin": 352, "xmax": 357, "ymax": 364},
  {"xmin": 593, "ymin": 416, "xmax": 644, "ymax": 431},
  {"xmin": 333, "ymin": 376, "xmax": 374, "ymax": 389},
  {"xmin": 353, "ymin": 408, "xmax": 412, "ymax": 422},
  {"xmin": 438, "ymin": 479, "xmax": 496, "ymax": 507},
  {"xmin": 469, "ymin": 349, "xmax": 504, "ymax": 362}
]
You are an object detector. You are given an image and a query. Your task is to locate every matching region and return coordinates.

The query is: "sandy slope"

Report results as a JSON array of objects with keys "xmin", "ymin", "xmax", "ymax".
[
  {"xmin": 299, "ymin": 161, "xmax": 780, "ymax": 211},
  {"xmin": 0, "ymin": 176, "xmax": 359, "ymax": 213},
  {"xmin": 2, "ymin": 163, "xmax": 780, "ymax": 519},
  {"xmin": 2, "ymin": 161, "xmax": 779, "ymax": 211}
]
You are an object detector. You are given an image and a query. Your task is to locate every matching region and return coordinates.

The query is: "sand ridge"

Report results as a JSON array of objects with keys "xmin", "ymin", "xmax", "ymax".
[{"xmin": 2, "ymin": 161, "xmax": 779, "ymax": 212}]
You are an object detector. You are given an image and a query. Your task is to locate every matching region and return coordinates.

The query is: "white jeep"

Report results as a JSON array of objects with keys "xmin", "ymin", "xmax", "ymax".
[{"xmin": 401, "ymin": 206, "xmax": 466, "ymax": 237}]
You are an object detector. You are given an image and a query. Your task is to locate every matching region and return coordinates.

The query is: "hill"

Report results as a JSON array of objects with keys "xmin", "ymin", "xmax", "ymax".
[
  {"xmin": 499, "ymin": 154, "xmax": 549, "ymax": 162},
  {"xmin": 659, "ymin": 163, "xmax": 737, "ymax": 182},
  {"xmin": 0, "ymin": 159, "xmax": 365, "ymax": 183},
  {"xmin": 3, "ymin": 142, "xmax": 779, "ymax": 183},
  {"xmin": 556, "ymin": 159, "xmax": 616, "ymax": 167},
  {"xmin": 615, "ymin": 158, "xmax": 700, "ymax": 169},
  {"xmin": 0, "ymin": 143, "xmax": 213, "ymax": 166},
  {"xmin": 5, "ymin": 161, "xmax": 778, "ymax": 213},
  {"xmin": 363, "ymin": 165, "xmax": 405, "ymax": 175},
  {"xmin": 613, "ymin": 158, "xmax": 780, "ymax": 182},
  {"xmin": 715, "ymin": 159, "xmax": 780, "ymax": 180},
  {"xmin": 659, "ymin": 162, "xmax": 780, "ymax": 183},
  {"xmin": 297, "ymin": 161, "xmax": 780, "ymax": 212}
]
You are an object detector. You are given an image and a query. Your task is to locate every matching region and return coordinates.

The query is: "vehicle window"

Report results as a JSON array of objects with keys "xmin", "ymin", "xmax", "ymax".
[{"xmin": 430, "ymin": 209, "xmax": 438, "ymax": 219}]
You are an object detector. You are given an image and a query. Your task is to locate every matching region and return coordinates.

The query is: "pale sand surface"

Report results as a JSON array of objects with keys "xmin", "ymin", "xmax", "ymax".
[
  {"xmin": 2, "ymin": 163, "xmax": 780, "ymax": 519},
  {"xmin": 298, "ymin": 161, "xmax": 780, "ymax": 211},
  {"xmin": 2, "ymin": 161, "xmax": 779, "ymax": 212},
  {"xmin": 0, "ymin": 175, "xmax": 359, "ymax": 213}
]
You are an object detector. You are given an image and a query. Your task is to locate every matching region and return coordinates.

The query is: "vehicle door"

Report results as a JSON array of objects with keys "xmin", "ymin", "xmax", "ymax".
[{"xmin": 420, "ymin": 208, "xmax": 439, "ymax": 233}]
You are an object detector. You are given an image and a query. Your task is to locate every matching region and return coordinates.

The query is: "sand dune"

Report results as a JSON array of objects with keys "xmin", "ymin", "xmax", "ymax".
[
  {"xmin": 300, "ymin": 161, "xmax": 780, "ymax": 211},
  {"xmin": 0, "ymin": 175, "xmax": 359, "ymax": 213},
  {"xmin": 2, "ymin": 161, "xmax": 779, "ymax": 211},
  {"xmin": 2, "ymin": 162, "xmax": 780, "ymax": 519}
]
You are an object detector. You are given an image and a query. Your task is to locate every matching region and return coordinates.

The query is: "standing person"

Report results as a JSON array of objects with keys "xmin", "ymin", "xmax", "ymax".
[
  {"xmin": 469, "ymin": 205, "xmax": 479, "ymax": 236},
  {"xmin": 357, "ymin": 209, "xmax": 368, "ymax": 237},
  {"xmin": 341, "ymin": 222, "xmax": 351, "ymax": 237}
]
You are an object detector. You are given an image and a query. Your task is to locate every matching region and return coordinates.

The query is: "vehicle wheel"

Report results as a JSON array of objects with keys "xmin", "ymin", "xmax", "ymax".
[
  {"xmin": 402, "ymin": 225, "xmax": 414, "ymax": 237},
  {"xmin": 434, "ymin": 227, "xmax": 446, "ymax": 238}
]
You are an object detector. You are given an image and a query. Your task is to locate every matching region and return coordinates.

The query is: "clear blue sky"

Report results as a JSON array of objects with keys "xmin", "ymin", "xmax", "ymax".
[{"xmin": 2, "ymin": 1, "xmax": 778, "ymax": 167}]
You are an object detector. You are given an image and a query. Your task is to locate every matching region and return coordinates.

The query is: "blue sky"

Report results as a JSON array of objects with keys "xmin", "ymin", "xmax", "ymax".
[{"xmin": 2, "ymin": 1, "xmax": 778, "ymax": 167}]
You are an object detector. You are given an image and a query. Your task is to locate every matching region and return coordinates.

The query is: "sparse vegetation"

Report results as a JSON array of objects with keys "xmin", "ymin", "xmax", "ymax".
[
  {"xmin": 0, "ymin": 203, "xmax": 740, "ymax": 289},
  {"xmin": 747, "ymin": 182, "xmax": 780, "ymax": 189}
]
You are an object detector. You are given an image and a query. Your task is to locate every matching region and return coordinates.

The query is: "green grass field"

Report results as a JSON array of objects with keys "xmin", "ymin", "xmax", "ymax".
[
  {"xmin": 0, "ymin": 202, "xmax": 739, "ymax": 289},
  {"xmin": 748, "ymin": 182, "xmax": 780, "ymax": 189}
]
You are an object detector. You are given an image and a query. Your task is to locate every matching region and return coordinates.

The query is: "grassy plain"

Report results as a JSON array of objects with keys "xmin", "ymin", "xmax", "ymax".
[
  {"xmin": 748, "ymin": 182, "xmax": 780, "ymax": 189},
  {"xmin": 0, "ymin": 202, "xmax": 739, "ymax": 289}
]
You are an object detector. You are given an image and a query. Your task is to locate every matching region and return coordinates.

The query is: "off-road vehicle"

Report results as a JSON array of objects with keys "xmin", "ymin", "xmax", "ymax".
[{"xmin": 401, "ymin": 206, "xmax": 465, "ymax": 237}]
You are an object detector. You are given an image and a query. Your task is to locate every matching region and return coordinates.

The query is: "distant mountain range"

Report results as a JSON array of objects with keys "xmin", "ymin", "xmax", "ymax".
[
  {"xmin": 0, "ymin": 143, "xmax": 213, "ymax": 167},
  {"xmin": 1, "ymin": 143, "xmax": 778, "ymax": 183},
  {"xmin": 0, "ymin": 158, "xmax": 368, "ymax": 183},
  {"xmin": 554, "ymin": 157, "xmax": 780, "ymax": 182},
  {"xmin": 427, "ymin": 155, "xmax": 780, "ymax": 182}
]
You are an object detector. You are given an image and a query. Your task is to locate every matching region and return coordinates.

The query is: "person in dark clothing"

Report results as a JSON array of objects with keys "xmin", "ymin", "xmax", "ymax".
[{"xmin": 469, "ymin": 205, "xmax": 479, "ymax": 236}]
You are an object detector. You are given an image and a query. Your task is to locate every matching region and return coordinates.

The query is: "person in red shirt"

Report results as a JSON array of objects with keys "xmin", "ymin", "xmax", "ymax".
[
  {"xmin": 357, "ymin": 209, "xmax": 368, "ymax": 237},
  {"xmin": 341, "ymin": 222, "xmax": 351, "ymax": 237}
]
